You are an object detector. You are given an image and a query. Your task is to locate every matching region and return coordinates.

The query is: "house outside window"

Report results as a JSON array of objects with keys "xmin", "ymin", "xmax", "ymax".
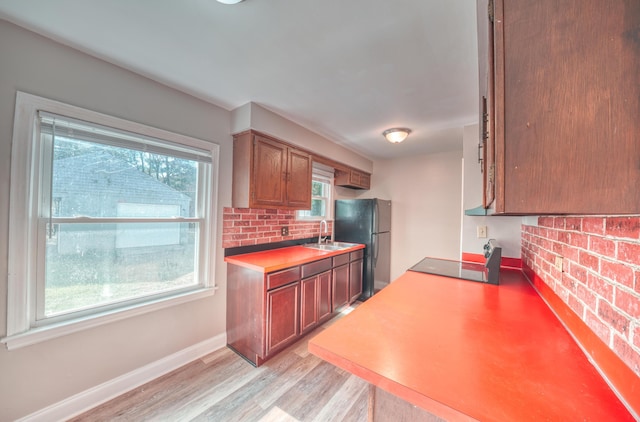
[
  {"xmin": 3, "ymin": 92, "xmax": 219, "ymax": 349},
  {"xmin": 297, "ymin": 164, "xmax": 334, "ymax": 221}
]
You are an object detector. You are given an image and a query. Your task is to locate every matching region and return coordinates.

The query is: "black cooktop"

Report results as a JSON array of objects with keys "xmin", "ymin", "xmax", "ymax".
[{"xmin": 408, "ymin": 257, "xmax": 489, "ymax": 284}]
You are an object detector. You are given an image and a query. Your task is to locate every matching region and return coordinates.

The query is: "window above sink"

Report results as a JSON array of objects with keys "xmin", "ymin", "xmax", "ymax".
[{"xmin": 297, "ymin": 163, "xmax": 333, "ymax": 221}]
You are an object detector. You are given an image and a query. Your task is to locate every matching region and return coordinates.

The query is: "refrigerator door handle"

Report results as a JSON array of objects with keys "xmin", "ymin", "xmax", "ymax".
[
  {"xmin": 374, "ymin": 200, "xmax": 379, "ymax": 233},
  {"xmin": 372, "ymin": 233, "xmax": 379, "ymax": 266}
]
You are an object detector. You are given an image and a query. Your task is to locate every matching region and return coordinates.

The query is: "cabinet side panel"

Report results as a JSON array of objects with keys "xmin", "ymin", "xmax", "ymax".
[
  {"xmin": 226, "ymin": 264, "xmax": 265, "ymax": 363},
  {"xmin": 232, "ymin": 132, "xmax": 252, "ymax": 208},
  {"xmin": 503, "ymin": 0, "xmax": 640, "ymax": 213},
  {"xmin": 480, "ymin": 0, "xmax": 497, "ymax": 209},
  {"xmin": 493, "ymin": 0, "xmax": 506, "ymax": 213}
]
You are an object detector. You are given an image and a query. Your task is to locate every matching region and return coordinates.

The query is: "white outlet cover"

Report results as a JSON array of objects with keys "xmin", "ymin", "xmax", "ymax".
[{"xmin": 554, "ymin": 256, "xmax": 563, "ymax": 271}]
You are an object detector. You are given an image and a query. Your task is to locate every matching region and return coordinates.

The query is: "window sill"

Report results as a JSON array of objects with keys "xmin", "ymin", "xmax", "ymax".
[{"xmin": 1, "ymin": 287, "xmax": 216, "ymax": 351}]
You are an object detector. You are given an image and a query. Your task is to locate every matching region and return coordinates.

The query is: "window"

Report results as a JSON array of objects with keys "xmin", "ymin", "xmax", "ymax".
[
  {"xmin": 3, "ymin": 92, "xmax": 219, "ymax": 349},
  {"xmin": 297, "ymin": 164, "xmax": 334, "ymax": 220}
]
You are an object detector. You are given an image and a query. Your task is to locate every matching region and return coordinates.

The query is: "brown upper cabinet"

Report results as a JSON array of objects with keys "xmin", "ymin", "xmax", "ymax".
[
  {"xmin": 233, "ymin": 130, "xmax": 312, "ymax": 209},
  {"xmin": 479, "ymin": 0, "xmax": 640, "ymax": 214},
  {"xmin": 335, "ymin": 168, "xmax": 371, "ymax": 190}
]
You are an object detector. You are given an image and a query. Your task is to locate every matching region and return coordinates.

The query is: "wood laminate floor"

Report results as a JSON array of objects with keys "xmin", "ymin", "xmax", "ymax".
[{"xmin": 69, "ymin": 312, "xmax": 368, "ymax": 422}]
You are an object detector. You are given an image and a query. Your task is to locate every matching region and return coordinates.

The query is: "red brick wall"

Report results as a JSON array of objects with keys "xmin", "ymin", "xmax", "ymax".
[
  {"xmin": 222, "ymin": 207, "xmax": 333, "ymax": 248},
  {"xmin": 522, "ymin": 216, "xmax": 640, "ymax": 377}
]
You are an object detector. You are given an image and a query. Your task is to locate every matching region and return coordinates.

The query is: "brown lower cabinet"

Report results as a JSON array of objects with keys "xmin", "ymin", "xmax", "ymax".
[
  {"xmin": 334, "ymin": 250, "xmax": 364, "ymax": 310},
  {"xmin": 266, "ymin": 282, "xmax": 300, "ymax": 355},
  {"xmin": 227, "ymin": 251, "xmax": 362, "ymax": 366},
  {"xmin": 349, "ymin": 256, "xmax": 364, "ymax": 303},
  {"xmin": 301, "ymin": 270, "xmax": 332, "ymax": 334},
  {"xmin": 332, "ymin": 254, "xmax": 350, "ymax": 311}
]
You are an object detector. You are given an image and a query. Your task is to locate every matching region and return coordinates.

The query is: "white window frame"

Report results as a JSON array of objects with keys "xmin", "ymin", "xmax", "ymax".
[
  {"xmin": 296, "ymin": 164, "xmax": 334, "ymax": 221},
  {"xmin": 2, "ymin": 92, "xmax": 219, "ymax": 350}
]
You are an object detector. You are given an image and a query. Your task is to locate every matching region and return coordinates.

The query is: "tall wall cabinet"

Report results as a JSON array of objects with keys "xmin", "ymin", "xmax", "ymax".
[{"xmin": 478, "ymin": 0, "xmax": 640, "ymax": 214}]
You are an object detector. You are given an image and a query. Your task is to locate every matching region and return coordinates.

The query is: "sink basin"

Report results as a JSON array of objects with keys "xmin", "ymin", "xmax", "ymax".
[
  {"xmin": 303, "ymin": 241, "xmax": 359, "ymax": 251},
  {"xmin": 303, "ymin": 244, "xmax": 343, "ymax": 251},
  {"xmin": 327, "ymin": 241, "xmax": 359, "ymax": 248}
]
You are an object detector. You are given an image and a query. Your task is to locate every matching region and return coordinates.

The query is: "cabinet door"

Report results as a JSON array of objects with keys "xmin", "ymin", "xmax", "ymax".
[
  {"xmin": 349, "ymin": 259, "xmax": 363, "ymax": 303},
  {"xmin": 358, "ymin": 172, "xmax": 371, "ymax": 190},
  {"xmin": 332, "ymin": 264, "xmax": 349, "ymax": 312},
  {"xmin": 490, "ymin": 0, "xmax": 640, "ymax": 214},
  {"xmin": 349, "ymin": 170, "xmax": 361, "ymax": 186},
  {"xmin": 300, "ymin": 276, "xmax": 318, "ymax": 333},
  {"xmin": 317, "ymin": 270, "xmax": 332, "ymax": 323},
  {"xmin": 286, "ymin": 148, "xmax": 312, "ymax": 209},
  {"xmin": 252, "ymin": 135, "xmax": 287, "ymax": 208},
  {"xmin": 266, "ymin": 282, "xmax": 299, "ymax": 355}
]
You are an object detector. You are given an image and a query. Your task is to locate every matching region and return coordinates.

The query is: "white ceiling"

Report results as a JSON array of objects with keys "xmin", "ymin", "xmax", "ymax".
[{"xmin": 0, "ymin": 0, "xmax": 479, "ymax": 160}]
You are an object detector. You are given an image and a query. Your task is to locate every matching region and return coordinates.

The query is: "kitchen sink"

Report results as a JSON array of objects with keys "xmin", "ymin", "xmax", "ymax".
[{"xmin": 303, "ymin": 241, "xmax": 359, "ymax": 251}]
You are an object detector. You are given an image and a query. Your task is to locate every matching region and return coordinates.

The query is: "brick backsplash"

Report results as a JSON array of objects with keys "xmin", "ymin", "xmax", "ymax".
[
  {"xmin": 222, "ymin": 207, "xmax": 333, "ymax": 248},
  {"xmin": 522, "ymin": 216, "xmax": 640, "ymax": 376}
]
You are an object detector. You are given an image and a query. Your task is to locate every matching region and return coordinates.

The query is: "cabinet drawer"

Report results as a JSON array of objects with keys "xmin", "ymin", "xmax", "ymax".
[
  {"xmin": 301, "ymin": 258, "xmax": 332, "ymax": 278},
  {"xmin": 350, "ymin": 249, "xmax": 364, "ymax": 260},
  {"xmin": 333, "ymin": 253, "xmax": 350, "ymax": 267},
  {"xmin": 267, "ymin": 267, "xmax": 300, "ymax": 290}
]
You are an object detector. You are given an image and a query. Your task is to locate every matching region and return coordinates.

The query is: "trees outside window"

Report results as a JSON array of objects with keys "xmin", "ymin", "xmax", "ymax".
[{"xmin": 297, "ymin": 168, "xmax": 333, "ymax": 220}]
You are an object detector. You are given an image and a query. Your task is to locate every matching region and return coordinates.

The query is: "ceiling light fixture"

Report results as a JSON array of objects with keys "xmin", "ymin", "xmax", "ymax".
[
  {"xmin": 216, "ymin": 0, "xmax": 244, "ymax": 4},
  {"xmin": 382, "ymin": 128, "xmax": 412, "ymax": 143}
]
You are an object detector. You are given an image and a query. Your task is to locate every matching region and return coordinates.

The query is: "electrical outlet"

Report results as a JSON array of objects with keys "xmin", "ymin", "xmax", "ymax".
[
  {"xmin": 554, "ymin": 256, "xmax": 563, "ymax": 271},
  {"xmin": 281, "ymin": 226, "xmax": 289, "ymax": 236},
  {"xmin": 477, "ymin": 225, "xmax": 487, "ymax": 238}
]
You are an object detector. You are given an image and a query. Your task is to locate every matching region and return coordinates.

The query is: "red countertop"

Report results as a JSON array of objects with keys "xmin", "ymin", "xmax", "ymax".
[
  {"xmin": 308, "ymin": 269, "xmax": 635, "ymax": 421},
  {"xmin": 224, "ymin": 243, "xmax": 365, "ymax": 273}
]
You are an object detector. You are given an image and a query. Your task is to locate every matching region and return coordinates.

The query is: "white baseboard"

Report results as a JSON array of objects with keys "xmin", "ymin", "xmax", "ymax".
[{"xmin": 19, "ymin": 333, "xmax": 227, "ymax": 422}]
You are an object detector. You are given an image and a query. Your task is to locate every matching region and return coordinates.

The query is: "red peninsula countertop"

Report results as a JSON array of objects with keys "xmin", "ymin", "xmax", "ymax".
[
  {"xmin": 224, "ymin": 243, "xmax": 365, "ymax": 273},
  {"xmin": 308, "ymin": 269, "xmax": 634, "ymax": 421}
]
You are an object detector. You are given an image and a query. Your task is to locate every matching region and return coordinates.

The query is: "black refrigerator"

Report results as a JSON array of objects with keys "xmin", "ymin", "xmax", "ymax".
[{"xmin": 334, "ymin": 198, "xmax": 391, "ymax": 300}]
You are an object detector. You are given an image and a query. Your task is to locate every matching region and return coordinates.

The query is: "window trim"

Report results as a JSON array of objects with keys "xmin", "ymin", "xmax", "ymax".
[
  {"xmin": 2, "ymin": 92, "xmax": 220, "ymax": 350},
  {"xmin": 296, "ymin": 165, "xmax": 334, "ymax": 221}
]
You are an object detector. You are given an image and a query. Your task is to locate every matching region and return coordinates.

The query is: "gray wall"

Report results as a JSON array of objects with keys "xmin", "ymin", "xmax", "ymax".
[
  {"xmin": 368, "ymin": 149, "xmax": 464, "ymax": 281},
  {"xmin": 0, "ymin": 18, "xmax": 480, "ymax": 421},
  {"xmin": 460, "ymin": 124, "xmax": 521, "ymax": 258},
  {"xmin": 0, "ymin": 19, "xmax": 377, "ymax": 420},
  {"xmin": 0, "ymin": 20, "xmax": 233, "ymax": 420}
]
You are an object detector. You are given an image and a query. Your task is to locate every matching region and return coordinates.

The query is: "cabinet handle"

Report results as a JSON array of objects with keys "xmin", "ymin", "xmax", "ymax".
[
  {"xmin": 488, "ymin": 0, "xmax": 494, "ymax": 22},
  {"xmin": 479, "ymin": 96, "xmax": 489, "ymax": 172}
]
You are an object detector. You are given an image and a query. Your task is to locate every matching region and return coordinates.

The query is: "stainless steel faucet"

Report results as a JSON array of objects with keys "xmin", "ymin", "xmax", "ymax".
[{"xmin": 318, "ymin": 219, "xmax": 328, "ymax": 244}]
